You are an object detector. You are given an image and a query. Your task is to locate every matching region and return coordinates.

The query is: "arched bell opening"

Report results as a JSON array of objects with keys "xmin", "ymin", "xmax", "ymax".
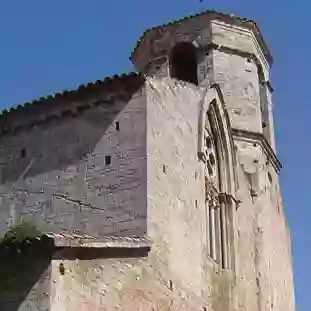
[{"xmin": 170, "ymin": 42, "xmax": 198, "ymax": 85}]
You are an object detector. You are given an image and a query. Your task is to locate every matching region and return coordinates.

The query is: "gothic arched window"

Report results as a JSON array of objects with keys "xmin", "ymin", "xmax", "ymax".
[
  {"xmin": 170, "ymin": 42, "xmax": 198, "ymax": 85},
  {"xmin": 202, "ymin": 102, "xmax": 233, "ymax": 270},
  {"xmin": 204, "ymin": 113, "xmax": 222, "ymax": 265},
  {"xmin": 198, "ymin": 87, "xmax": 237, "ymax": 270}
]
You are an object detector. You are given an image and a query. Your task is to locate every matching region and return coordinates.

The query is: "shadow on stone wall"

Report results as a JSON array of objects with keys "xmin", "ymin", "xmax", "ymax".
[
  {"xmin": 0, "ymin": 236, "xmax": 54, "ymax": 311},
  {"xmin": 0, "ymin": 77, "xmax": 147, "ymax": 237},
  {"xmin": 0, "ymin": 84, "xmax": 142, "ymax": 185},
  {"xmin": 54, "ymin": 246, "xmax": 150, "ymax": 260},
  {"xmin": 0, "ymin": 231, "xmax": 149, "ymax": 311}
]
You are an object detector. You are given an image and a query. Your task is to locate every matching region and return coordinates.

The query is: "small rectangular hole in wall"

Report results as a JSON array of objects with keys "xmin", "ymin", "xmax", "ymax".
[
  {"xmin": 195, "ymin": 200, "xmax": 198, "ymax": 208},
  {"xmin": 169, "ymin": 280, "xmax": 173, "ymax": 291},
  {"xmin": 245, "ymin": 58, "xmax": 252, "ymax": 72},
  {"xmin": 115, "ymin": 121, "xmax": 120, "ymax": 131},
  {"xmin": 162, "ymin": 164, "xmax": 166, "ymax": 174},
  {"xmin": 105, "ymin": 155, "xmax": 111, "ymax": 166},
  {"xmin": 20, "ymin": 148, "xmax": 26, "ymax": 158}
]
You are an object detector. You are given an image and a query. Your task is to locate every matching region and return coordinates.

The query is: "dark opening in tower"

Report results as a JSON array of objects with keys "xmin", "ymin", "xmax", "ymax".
[{"xmin": 170, "ymin": 42, "xmax": 198, "ymax": 85}]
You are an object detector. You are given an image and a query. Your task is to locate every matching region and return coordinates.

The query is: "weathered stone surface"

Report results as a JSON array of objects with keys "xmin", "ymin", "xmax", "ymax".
[
  {"xmin": 146, "ymin": 77, "xmax": 236, "ymax": 310},
  {"xmin": 210, "ymin": 21, "xmax": 270, "ymax": 78},
  {"xmin": 0, "ymin": 88, "xmax": 147, "ymax": 238},
  {"xmin": 213, "ymin": 50, "xmax": 262, "ymax": 133},
  {"xmin": 0, "ymin": 10, "xmax": 295, "ymax": 311}
]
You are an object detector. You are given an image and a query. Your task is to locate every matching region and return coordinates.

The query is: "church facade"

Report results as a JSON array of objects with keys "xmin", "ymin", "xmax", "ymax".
[{"xmin": 0, "ymin": 10, "xmax": 295, "ymax": 311}]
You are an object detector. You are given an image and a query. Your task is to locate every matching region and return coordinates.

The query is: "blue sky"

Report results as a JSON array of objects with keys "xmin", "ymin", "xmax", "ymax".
[{"xmin": 0, "ymin": 1, "xmax": 308, "ymax": 309}]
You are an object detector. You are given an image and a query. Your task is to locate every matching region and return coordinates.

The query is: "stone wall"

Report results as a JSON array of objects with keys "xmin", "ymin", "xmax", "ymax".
[
  {"xmin": 144, "ymin": 76, "xmax": 294, "ymax": 311},
  {"xmin": 210, "ymin": 25, "xmax": 295, "ymax": 310},
  {"xmin": 233, "ymin": 140, "xmax": 295, "ymax": 311},
  {"xmin": 0, "ymin": 81, "xmax": 147, "ymax": 238},
  {"xmin": 210, "ymin": 20, "xmax": 270, "ymax": 78},
  {"xmin": 145, "ymin": 77, "xmax": 235, "ymax": 311},
  {"xmin": 0, "ymin": 11, "xmax": 296, "ymax": 311},
  {"xmin": 213, "ymin": 49, "xmax": 262, "ymax": 133},
  {"xmin": 40, "ymin": 77, "xmax": 236, "ymax": 311},
  {"xmin": 49, "ymin": 247, "xmax": 237, "ymax": 311},
  {"xmin": 0, "ymin": 76, "xmax": 296, "ymax": 311},
  {"xmin": 50, "ymin": 254, "xmax": 202, "ymax": 311},
  {"xmin": 146, "ymin": 77, "xmax": 206, "ymax": 292}
]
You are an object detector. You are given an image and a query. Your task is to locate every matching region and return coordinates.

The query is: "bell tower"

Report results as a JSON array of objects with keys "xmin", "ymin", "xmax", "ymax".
[
  {"xmin": 130, "ymin": 13, "xmax": 214, "ymax": 85},
  {"xmin": 130, "ymin": 11, "xmax": 275, "ymax": 148},
  {"xmin": 131, "ymin": 11, "xmax": 280, "ymax": 204},
  {"xmin": 132, "ymin": 10, "xmax": 295, "ymax": 311}
]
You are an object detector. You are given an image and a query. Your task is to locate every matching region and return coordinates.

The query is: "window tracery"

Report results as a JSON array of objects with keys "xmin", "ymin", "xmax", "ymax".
[
  {"xmin": 198, "ymin": 89, "xmax": 236, "ymax": 271},
  {"xmin": 202, "ymin": 107, "xmax": 231, "ymax": 269}
]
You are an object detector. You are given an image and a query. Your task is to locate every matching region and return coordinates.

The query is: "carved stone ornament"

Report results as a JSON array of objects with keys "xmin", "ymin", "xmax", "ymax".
[{"xmin": 205, "ymin": 175, "xmax": 219, "ymax": 208}]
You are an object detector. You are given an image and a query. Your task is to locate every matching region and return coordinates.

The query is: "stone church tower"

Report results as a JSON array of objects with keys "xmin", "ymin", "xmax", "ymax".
[{"xmin": 0, "ymin": 10, "xmax": 295, "ymax": 311}]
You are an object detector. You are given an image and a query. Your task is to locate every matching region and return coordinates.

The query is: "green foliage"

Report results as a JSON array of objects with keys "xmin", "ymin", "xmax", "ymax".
[{"xmin": 2, "ymin": 221, "xmax": 41, "ymax": 243}]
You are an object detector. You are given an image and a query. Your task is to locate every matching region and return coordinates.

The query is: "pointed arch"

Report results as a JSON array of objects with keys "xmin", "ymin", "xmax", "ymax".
[
  {"xmin": 198, "ymin": 84, "xmax": 237, "ymax": 196},
  {"xmin": 197, "ymin": 84, "xmax": 237, "ymax": 270}
]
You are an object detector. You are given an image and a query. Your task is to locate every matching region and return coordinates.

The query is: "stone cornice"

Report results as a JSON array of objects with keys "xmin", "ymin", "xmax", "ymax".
[
  {"xmin": 0, "ymin": 233, "xmax": 152, "ymax": 259},
  {"xmin": 210, "ymin": 20, "xmax": 270, "ymax": 72},
  {"xmin": 206, "ymin": 43, "xmax": 265, "ymax": 70},
  {"xmin": 45, "ymin": 233, "xmax": 152, "ymax": 249},
  {"xmin": 232, "ymin": 128, "xmax": 282, "ymax": 173},
  {"xmin": 0, "ymin": 72, "xmax": 144, "ymax": 136}
]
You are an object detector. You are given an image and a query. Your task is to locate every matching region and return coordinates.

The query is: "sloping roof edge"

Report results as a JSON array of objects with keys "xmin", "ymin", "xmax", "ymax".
[
  {"xmin": 0, "ymin": 72, "xmax": 144, "ymax": 134},
  {"xmin": 130, "ymin": 9, "xmax": 273, "ymax": 66},
  {"xmin": 232, "ymin": 128, "xmax": 282, "ymax": 173},
  {"xmin": 0, "ymin": 72, "xmax": 143, "ymax": 117}
]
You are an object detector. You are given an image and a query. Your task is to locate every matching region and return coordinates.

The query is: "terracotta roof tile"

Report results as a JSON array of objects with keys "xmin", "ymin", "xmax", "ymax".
[
  {"xmin": 0, "ymin": 72, "xmax": 144, "ymax": 134},
  {"xmin": 0, "ymin": 72, "xmax": 143, "ymax": 119}
]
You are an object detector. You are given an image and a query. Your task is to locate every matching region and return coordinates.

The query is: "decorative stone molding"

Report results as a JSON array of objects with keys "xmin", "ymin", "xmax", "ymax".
[
  {"xmin": 232, "ymin": 128, "xmax": 282, "ymax": 173},
  {"xmin": 198, "ymin": 83, "xmax": 237, "ymax": 195},
  {"xmin": 205, "ymin": 175, "xmax": 219, "ymax": 207}
]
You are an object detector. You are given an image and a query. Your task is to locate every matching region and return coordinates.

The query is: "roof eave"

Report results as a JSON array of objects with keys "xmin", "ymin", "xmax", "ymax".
[{"xmin": 130, "ymin": 10, "xmax": 273, "ymax": 67}]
